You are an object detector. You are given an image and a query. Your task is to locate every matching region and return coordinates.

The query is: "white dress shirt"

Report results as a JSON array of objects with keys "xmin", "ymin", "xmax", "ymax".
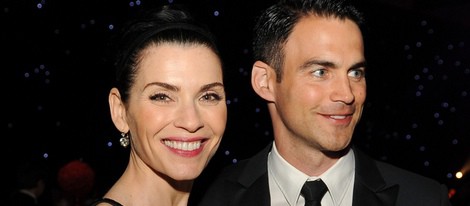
[{"xmin": 268, "ymin": 141, "xmax": 355, "ymax": 206}]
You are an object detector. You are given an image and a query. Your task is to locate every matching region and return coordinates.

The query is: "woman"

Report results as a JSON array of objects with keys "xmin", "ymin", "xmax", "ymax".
[{"xmin": 92, "ymin": 4, "xmax": 227, "ymax": 206}]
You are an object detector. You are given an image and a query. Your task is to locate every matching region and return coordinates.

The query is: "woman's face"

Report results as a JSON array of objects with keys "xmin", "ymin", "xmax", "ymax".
[{"xmin": 124, "ymin": 43, "xmax": 226, "ymax": 180}]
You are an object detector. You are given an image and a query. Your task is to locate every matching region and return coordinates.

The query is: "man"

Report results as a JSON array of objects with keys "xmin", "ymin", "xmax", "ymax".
[
  {"xmin": 198, "ymin": 0, "xmax": 452, "ymax": 205},
  {"xmin": 8, "ymin": 160, "xmax": 47, "ymax": 206}
]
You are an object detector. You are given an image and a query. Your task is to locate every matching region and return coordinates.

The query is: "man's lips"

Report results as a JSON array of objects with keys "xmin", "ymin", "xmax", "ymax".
[{"xmin": 328, "ymin": 115, "xmax": 349, "ymax": 120}]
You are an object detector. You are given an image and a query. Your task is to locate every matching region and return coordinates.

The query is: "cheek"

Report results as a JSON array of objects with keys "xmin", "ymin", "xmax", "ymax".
[
  {"xmin": 354, "ymin": 85, "xmax": 367, "ymax": 102},
  {"xmin": 216, "ymin": 107, "xmax": 228, "ymax": 132},
  {"xmin": 300, "ymin": 85, "xmax": 324, "ymax": 105},
  {"xmin": 131, "ymin": 106, "xmax": 169, "ymax": 132},
  {"xmin": 208, "ymin": 107, "xmax": 226, "ymax": 155},
  {"xmin": 140, "ymin": 106, "xmax": 158, "ymax": 120},
  {"xmin": 205, "ymin": 106, "xmax": 227, "ymax": 134}
]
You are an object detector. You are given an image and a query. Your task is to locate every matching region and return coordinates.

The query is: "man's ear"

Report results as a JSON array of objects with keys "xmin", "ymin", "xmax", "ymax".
[
  {"xmin": 251, "ymin": 60, "xmax": 275, "ymax": 102},
  {"xmin": 109, "ymin": 88, "xmax": 129, "ymax": 133}
]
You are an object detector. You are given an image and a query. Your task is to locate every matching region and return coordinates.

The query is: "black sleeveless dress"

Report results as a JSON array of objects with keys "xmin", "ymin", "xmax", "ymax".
[{"xmin": 89, "ymin": 198, "xmax": 123, "ymax": 206}]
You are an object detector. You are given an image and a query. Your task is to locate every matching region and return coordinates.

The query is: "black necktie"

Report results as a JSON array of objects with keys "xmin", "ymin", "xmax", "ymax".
[{"xmin": 301, "ymin": 179, "xmax": 328, "ymax": 206}]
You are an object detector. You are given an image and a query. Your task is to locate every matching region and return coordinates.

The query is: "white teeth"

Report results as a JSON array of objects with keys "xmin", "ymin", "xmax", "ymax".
[
  {"xmin": 330, "ymin": 115, "xmax": 346, "ymax": 119},
  {"xmin": 163, "ymin": 140, "xmax": 201, "ymax": 151}
]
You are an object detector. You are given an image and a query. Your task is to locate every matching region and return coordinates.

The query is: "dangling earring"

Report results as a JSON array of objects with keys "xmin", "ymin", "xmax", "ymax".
[{"xmin": 120, "ymin": 132, "xmax": 130, "ymax": 148}]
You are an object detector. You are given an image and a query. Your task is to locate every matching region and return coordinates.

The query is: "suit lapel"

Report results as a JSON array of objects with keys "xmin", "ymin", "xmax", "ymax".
[
  {"xmin": 235, "ymin": 144, "xmax": 272, "ymax": 206},
  {"xmin": 353, "ymin": 148, "xmax": 399, "ymax": 206},
  {"xmin": 232, "ymin": 144, "xmax": 400, "ymax": 206}
]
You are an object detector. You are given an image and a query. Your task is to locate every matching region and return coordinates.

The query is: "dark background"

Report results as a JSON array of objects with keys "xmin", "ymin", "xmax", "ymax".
[{"xmin": 2, "ymin": 0, "xmax": 469, "ymax": 205}]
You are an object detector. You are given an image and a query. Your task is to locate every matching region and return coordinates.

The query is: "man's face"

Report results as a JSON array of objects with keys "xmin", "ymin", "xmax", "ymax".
[{"xmin": 272, "ymin": 15, "xmax": 366, "ymax": 152}]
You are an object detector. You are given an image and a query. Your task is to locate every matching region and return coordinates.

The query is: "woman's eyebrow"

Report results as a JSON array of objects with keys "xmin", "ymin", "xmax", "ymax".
[
  {"xmin": 144, "ymin": 82, "xmax": 179, "ymax": 91},
  {"xmin": 200, "ymin": 82, "xmax": 224, "ymax": 91}
]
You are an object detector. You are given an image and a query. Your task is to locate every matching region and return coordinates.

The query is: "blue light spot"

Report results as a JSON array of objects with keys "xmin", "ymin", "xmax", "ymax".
[
  {"xmin": 446, "ymin": 173, "xmax": 452, "ymax": 178},
  {"xmin": 450, "ymin": 107, "xmax": 456, "ymax": 112},
  {"xmin": 438, "ymin": 120, "xmax": 444, "ymax": 125},
  {"xmin": 405, "ymin": 134, "xmax": 412, "ymax": 140},
  {"xmin": 420, "ymin": 20, "xmax": 427, "ymax": 26}
]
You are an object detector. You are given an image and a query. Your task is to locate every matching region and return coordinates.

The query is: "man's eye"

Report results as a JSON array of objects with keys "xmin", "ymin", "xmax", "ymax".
[
  {"xmin": 312, "ymin": 69, "xmax": 327, "ymax": 77},
  {"xmin": 348, "ymin": 69, "xmax": 365, "ymax": 79}
]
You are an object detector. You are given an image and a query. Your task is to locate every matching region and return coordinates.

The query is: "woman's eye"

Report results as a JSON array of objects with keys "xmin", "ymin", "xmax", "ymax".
[
  {"xmin": 149, "ymin": 93, "xmax": 171, "ymax": 102},
  {"xmin": 201, "ymin": 92, "xmax": 222, "ymax": 103}
]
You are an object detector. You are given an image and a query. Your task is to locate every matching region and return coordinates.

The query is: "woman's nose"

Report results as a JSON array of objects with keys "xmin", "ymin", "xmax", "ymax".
[{"xmin": 173, "ymin": 102, "xmax": 204, "ymax": 132}]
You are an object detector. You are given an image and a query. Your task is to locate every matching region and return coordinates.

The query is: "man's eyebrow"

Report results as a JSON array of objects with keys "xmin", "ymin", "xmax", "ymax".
[
  {"xmin": 350, "ymin": 61, "xmax": 367, "ymax": 70},
  {"xmin": 301, "ymin": 59, "xmax": 336, "ymax": 70},
  {"xmin": 300, "ymin": 59, "xmax": 367, "ymax": 70}
]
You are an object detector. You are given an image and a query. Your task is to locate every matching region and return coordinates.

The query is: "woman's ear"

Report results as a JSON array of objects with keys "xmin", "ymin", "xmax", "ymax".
[
  {"xmin": 251, "ymin": 60, "xmax": 275, "ymax": 102},
  {"xmin": 109, "ymin": 88, "xmax": 129, "ymax": 133}
]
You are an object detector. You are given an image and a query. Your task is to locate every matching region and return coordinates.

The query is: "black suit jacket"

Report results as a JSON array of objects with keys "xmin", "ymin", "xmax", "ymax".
[
  {"xmin": 8, "ymin": 191, "xmax": 38, "ymax": 206},
  {"xmin": 198, "ymin": 143, "xmax": 451, "ymax": 206}
]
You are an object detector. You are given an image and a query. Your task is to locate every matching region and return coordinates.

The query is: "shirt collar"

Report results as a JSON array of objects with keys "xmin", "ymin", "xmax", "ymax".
[
  {"xmin": 19, "ymin": 189, "xmax": 37, "ymax": 203},
  {"xmin": 269, "ymin": 142, "xmax": 308, "ymax": 206},
  {"xmin": 320, "ymin": 148, "xmax": 355, "ymax": 205},
  {"xmin": 268, "ymin": 142, "xmax": 355, "ymax": 206}
]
